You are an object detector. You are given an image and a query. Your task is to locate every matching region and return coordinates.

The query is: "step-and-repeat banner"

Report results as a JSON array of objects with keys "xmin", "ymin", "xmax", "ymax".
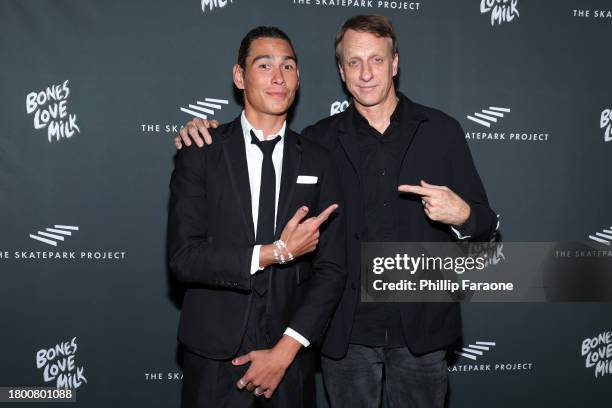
[{"xmin": 1, "ymin": 1, "xmax": 610, "ymax": 406}]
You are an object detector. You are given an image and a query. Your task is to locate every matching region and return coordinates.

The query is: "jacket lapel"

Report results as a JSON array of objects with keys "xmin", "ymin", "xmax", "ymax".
[
  {"xmin": 396, "ymin": 96, "xmax": 428, "ymax": 176},
  {"xmin": 337, "ymin": 105, "xmax": 362, "ymax": 184},
  {"xmin": 221, "ymin": 116, "xmax": 255, "ymax": 244},
  {"xmin": 275, "ymin": 129, "xmax": 302, "ymax": 239}
]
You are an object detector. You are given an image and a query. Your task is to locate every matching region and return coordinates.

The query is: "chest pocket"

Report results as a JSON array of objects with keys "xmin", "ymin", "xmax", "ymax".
[{"xmin": 292, "ymin": 182, "xmax": 320, "ymax": 214}]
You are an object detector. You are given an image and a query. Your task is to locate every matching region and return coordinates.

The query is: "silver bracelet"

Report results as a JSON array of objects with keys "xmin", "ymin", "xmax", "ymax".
[
  {"xmin": 273, "ymin": 240, "xmax": 293, "ymax": 264},
  {"xmin": 273, "ymin": 241, "xmax": 285, "ymax": 264},
  {"xmin": 276, "ymin": 239, "xmax": 293, "ymax": 262}
]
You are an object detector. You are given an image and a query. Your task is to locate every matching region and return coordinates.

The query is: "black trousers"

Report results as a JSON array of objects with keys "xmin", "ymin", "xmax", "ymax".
[
  {"xmin": 321, "ymin": 344, "xmax": 448, "ymax": 408},
  {"xmin": 181, "ymin": 294, "xmax": 316, "ymax": 408}
]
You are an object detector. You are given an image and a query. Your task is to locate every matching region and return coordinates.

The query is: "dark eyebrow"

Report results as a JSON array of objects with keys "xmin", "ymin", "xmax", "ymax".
[{"xmin": 251, "ymin": 55, "xmax": 297, "ymax": 64}]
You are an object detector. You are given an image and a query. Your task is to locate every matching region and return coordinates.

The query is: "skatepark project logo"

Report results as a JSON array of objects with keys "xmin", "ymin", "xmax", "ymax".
[
  {"xmin": 291, "ymin": 0, "xmax": 423, "ymax": 12},
  {"xmin": 0, "ymin": 224, "xmax": 127, "ymax": 262},
  {"xmin": 572, "ymin": 8, "xmax": 612, "ymax": 20},
  {"xmin": 467, "ymin": 106, "xmax": 510, "ymax": 128},
  {"xmin": 180, "ymin": 97, "xmax": 229, "ymax": 120},
  {"xmin": 480, "ymin": 0, "xmax": 519, "ymax": 26},
  {"xmin": 29, "ymin": 225, "xmax": 79, "ymax": 247},
  {"xmin": 581, "ymin": 330, "xmax": 612, "ymax": 378},
  {"xmin": 144, "ymin": 370, "xmax": 184, "ymax": 382},
  {"xmin": 454, "ymin": 341, "xmax": 496, "ymax": 361},
  {"xmin": 464, "ymin": 105, "xmax": 550, "ymax": 143},
  {"xmin": 26, "ymin": 80, "xmax": 80, "ymax": 143},
  {"xmin": 201, "ymin": 0, "xmax": 233, "ymax": 13},
  {"xmin": 589, "ymin": 226, "xmax": 612, "ymax": 246},
  {"xmin": 140, "ymin": 97, "xmax": 231, "ymax": 135},
  {"xmin": 601, "ymin": 108, "xmax": 612, "ymax": 142},
  {"xmin": 449, "ymin": 339, "xmax": 534, "ymax": 373},
  {"xmin": 36, "ymin": 337, "xmax": 87, "ymax": 389},
  {"xmin": 330, "ymin": 99, "xmax": 349, "ymax": 116}
]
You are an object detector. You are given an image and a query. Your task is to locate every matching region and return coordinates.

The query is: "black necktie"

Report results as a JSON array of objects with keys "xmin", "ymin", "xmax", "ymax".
[{"xmin": 250, "ymin": 130, "xmax": 281, "ymax": 295}]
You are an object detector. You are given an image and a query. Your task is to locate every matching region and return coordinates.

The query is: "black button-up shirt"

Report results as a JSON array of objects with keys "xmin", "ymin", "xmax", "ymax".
[{"xmin": 349, "ymin": 97, "xmax": 407, "ymax": 347}]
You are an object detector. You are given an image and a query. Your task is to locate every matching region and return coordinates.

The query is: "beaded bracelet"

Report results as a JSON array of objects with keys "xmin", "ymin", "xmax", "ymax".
[{"xmin": 272, "ymin": 239, "xmax": 294, "ymax": 264}]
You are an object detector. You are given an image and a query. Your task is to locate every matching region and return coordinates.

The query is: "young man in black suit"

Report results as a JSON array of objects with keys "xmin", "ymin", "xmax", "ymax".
[{"xmin": 168, "ymin": 26, "xmax": 346, "ymax": 407}]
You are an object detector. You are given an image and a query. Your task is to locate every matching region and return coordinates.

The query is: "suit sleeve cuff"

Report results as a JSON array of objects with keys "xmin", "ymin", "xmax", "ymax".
[
  {"xmin": 450, "ymin": 226, "xmax": 471, "ymax": 240},
  {"xmin": 250, "ymin": 245, "xmax": 264, "ymax": 275},
  {"xmin": 284, "ymin": 327, "xmax": 310, "ymax": 347},
  {"xmin": 451, "ymin": 205, "xmax": 478, "ymax": 240}
]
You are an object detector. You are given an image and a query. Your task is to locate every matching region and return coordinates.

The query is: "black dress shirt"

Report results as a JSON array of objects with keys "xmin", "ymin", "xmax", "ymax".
[{"xmin": 349, "ymin": 98, "xmax": 407, "ymax": 347}]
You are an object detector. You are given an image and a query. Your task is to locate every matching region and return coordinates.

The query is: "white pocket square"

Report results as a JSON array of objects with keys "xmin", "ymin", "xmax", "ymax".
[{"xmin": 296, "ymin": 175, "xmax": 318, "ymax": 184}]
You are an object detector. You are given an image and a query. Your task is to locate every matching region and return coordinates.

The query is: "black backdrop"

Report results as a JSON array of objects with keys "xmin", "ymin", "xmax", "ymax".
[{"xmin": 1, "ymin": 1, "xmax": 611, "ymax": 406}]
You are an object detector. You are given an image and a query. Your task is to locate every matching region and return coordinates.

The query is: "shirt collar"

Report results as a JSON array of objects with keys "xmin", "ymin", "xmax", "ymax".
[
  {"xmin": 241, "ymin": 110, "xmax": 286, "ymax": 143},
  {"xmin": 390, "ymin": 94, "xmax": 404, "ymax": 123},
  {"xmin": 352, "ymin": 93, "xmax": 404, "ymax": 130}
]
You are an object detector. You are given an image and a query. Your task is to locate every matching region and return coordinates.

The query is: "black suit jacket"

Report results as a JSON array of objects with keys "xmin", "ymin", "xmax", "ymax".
[
  {"xmin": 168, "ymin": 116, "xmax": 346, "ymax": 359},
  {"xmin": 301, "ymin": 94, "xmax": 497, "ymax": 358}
]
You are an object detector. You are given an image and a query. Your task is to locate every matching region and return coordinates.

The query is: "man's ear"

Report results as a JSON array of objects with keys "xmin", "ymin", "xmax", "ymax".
[
  {"xmin": 233, "ymin": 64, "xmax": 245, "ymax": 90},
  {"xmin": 392, "ymin": 52, "xmax": 399, "ymax": 77},
  {"xmin": 338, "ymin": 63, "xmax": 346, "ymax": 83}
]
